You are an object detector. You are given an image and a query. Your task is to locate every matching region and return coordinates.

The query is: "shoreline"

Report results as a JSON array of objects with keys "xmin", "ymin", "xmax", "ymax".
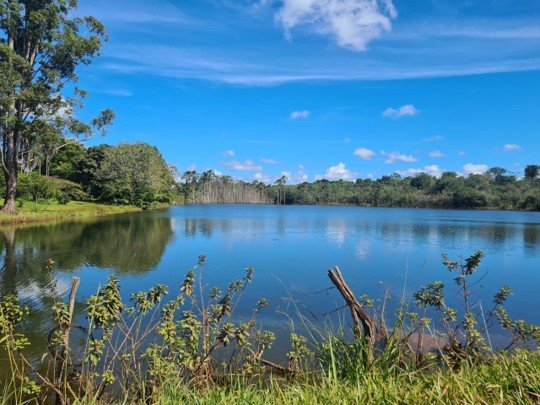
[
  {"xmin": 181, "ymin": 202, "xmax": 540, "ymax": 213},
  {"xmin": 0, "ymin": 201, "xmax": 154, "ymax": 226}
]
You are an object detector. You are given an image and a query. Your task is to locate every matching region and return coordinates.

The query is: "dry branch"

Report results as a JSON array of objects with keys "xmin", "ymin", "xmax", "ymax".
[{"xmin": 327, "ymin": 266, "xmax": 375, "ymax": 346}]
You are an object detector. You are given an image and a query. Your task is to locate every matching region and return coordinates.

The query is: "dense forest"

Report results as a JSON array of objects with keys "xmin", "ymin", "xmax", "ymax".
[
  {"xmin": 276, "ymin": 166, "xmax": 540, "ymax": 210},
  {"xmin": 180, "ymin": 165, "xmax": 540, "ymax": 211}
]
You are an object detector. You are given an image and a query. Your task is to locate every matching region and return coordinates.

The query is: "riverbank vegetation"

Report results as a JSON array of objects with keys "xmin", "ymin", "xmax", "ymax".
[
  {"xmin": 0, "ymin": 201, "xmax": 141, "ymax": 225},
  {"xmin": 1, "ymin": 252, "xmax": 538, "ymax": 404}
]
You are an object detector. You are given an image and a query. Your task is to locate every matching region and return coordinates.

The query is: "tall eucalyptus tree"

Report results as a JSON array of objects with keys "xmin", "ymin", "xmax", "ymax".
[{"xmin": 0, "ymin": 0, "xmax": 114, "ymax": 213}]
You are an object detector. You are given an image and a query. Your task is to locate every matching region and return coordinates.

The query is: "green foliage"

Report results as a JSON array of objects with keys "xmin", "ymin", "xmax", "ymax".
[
  {"xmin": 17, "ymin": 173, "xmax": 58, "ymax": 202},
  {"xmin": 95, "ymin": 142, "xmax": 175, "ymax": 208},
  {"xmin": 271, "ymin": 166, "xmax": 540, "ymax": 210}
]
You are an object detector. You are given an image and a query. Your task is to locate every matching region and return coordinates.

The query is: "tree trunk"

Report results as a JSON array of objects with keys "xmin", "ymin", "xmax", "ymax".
[
  {"xmin": 3, "ymin": 170, "xmax": 17, "ymax": 215},
  {"xmin": 2, "ymin": 129, "xmax": 19, "ymax": 215}
]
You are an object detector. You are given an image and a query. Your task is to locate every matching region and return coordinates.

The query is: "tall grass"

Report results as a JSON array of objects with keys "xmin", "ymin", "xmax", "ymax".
[{"xmin": 156, "ymin": 349, "xmax": 539, "ymax": 405}]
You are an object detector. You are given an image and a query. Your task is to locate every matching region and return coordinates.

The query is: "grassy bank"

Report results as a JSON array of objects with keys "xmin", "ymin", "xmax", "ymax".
[
  {"xmin": 154, "ymin": 350, "xmax": 540, "ymax": 404},
  {"xmin": 0, "ymin": 201, "xmax": 142, "ymax": 225}
]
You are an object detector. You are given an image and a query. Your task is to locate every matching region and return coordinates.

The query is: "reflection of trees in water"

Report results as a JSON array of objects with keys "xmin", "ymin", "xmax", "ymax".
[
  {"xmin": 180, "ymin": 215, "xmax": 539, "ymax": 256},
  {"xmin": 523, "ymin": 226, "xmax": 539, "ymax": 256},
  {"xmin": 0, "ymin": 213, "xmax": 173, "ymax": 359},
  {"xmin": 182, "ymin": 217, "xmax": 265, "ymax": 238},
  {"xmin": 1, "ymin": 212, "xmax": 174, "ymax": 286}
]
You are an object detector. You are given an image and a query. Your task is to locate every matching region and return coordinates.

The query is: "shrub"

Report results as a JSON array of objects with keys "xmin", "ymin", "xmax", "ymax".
[{"xmin": 17, "ymin": 173, "xmax": 58, "ymax": 202}]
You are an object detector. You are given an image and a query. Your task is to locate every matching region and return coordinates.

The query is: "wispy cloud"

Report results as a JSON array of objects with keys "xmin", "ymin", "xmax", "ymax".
[
  {"xmin": 275, "ymin": 0, "xmax": 397, "ymax": 52},
  {"xmin": 290, "ymin": 110, "xmax": 311, "ymax": 119},
  {"xmin": 424, "ymin": 135, "xmax": 443, "ymax": 142},
  {"xmin": 222, "ymin": 159, "xmax": 263, "ymax": 171},
  {"xmin": 354, "ymin": 147, "xmax": 376, "ymax": 160},
  {"xmin": 503, "ymin": 143, "xmax": 523, "ymax": 151},
  {"xmin": 78, "ymin": 1, "xmax": 198, "ymax": 26},
  {"xmin": 261, "ymin": 157, "xmax": 279, "ymax": 164},
  {"xmin": 100, "ymin": 43, "xmax": 540, "ymax": 86},
  {"xmin": 429, "ymin": 150, "xmax": 444, "ymax": 158},
  {"xmin": 381, "ymin": 150, "xmax": 418, "ymax": 164},
  {"xmin": 92, "ymin": 0, "xmax": 540, "ymax": 86},
  {"xmin": 315, "ymin": 162, "xmax": 357, "ymax": 181},
  {"xmin": 222, "ymin": 150, "xmax": 235, "ymax": 157},
  {"xmin": 463, "ymin": 163, "xmax": 488, "ymax": 175},
  {"xmin": 99, "ymin": 88, "xmax": 133, "ymax": 97},
  {"xmin": 382, "ymin": 104, "xmax": 419, "ymax": 118}
]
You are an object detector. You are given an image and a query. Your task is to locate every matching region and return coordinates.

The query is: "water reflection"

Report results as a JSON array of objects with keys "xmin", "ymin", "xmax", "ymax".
[
  {"xmin": 176, "ymin": 208, "xmax": 540, "ymax": 257},
  {"xmin": 1, "ymin": 213, "xmax": 174, "ymax": 293},
  {"xmin": 0, "ymin": 213, "xmax": 174, "ymax": 357},
  {"xmin": 0, "ymin": 206, "xmax": 539, "ymax": 361}
]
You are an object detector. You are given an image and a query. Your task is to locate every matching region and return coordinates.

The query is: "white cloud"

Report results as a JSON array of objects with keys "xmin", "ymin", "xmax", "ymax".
[
  {"xmin": 315, "ymin": 162, "xmax": 357, "ymax": 181},
  {"xmin": 100, "ymin": 89, "xmax": 133, "ymax": 97},
  {"xmin": 223, "ymin": 159, "xmax": 263, "ymax": 171},
  {"xmin": 381, "ymin": 150, "xmax": 418, "ymax": 164},
  {"xmin": 261, "ymin": 157, "xmax": 278, "ymax": 164},
  {"xmin": 222, "ymin": 150, "xmax": 235, "ymax": 157},
  {"xmin": 290, "ymin": 109, "xmax": 311, "ymax": 119},
  {"xmin": 382, "ymin": 104, "xmax": 419, "ymax": 118},
  {"xmin": 463, "ymin": 163, "xmax": 488, "ymax": 175},
  {"xmin": 429, "ymin": 150, "xmax": 444, "ymax": 158},
  {"xmin": 295, "ymin": 164, "xmax": 309, "ymax": 182},
  {"xmin": 354, "ymin": 147, "xmax": 376, "ymax": 160},
  {"xmin": 424, "ymin": 135, "xmax": 443, "ymax": 142},
  {"xmin": 503, "ymin": 143, "xmax": 523, "ymax": 151},
  {"xmin": 253, "ymin": 172, "xmax": 273, "ymax": 183},
  {"xmin": 276, "ymin": 0, "xmax": 397, "ymax": 52},
  {"xmin": 252, "ymin": 166, "xmax": 308, "ymax": 184},
  {"xmin": 398, "ymin": 165, "xmax": 443, "ymax": 178},
  {"xmin": 458, "ymin": 150, "xmax": 466, "ymax": 156}
]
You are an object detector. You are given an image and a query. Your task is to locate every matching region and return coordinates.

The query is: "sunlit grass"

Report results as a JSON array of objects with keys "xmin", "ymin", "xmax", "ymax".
[
  {"xmin": 76, "ymin": 349, "xmax": 539, "ymax": 404},
  {"xmin": 0, "ymin": 200, "xmax": 141, "ymax": 225}
]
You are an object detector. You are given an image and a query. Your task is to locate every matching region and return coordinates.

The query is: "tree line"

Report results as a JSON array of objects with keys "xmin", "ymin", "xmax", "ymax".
[
  {"xmin": 177, "ymin": 170, "xmax": 271, "ymax": 204},
  {"xmin": 176, "ymin": 165, "xmax": 539, "ymax": 211},
  {"xmin": 276, "ymin": 165, "xmax": 540, "ymax": 211}
]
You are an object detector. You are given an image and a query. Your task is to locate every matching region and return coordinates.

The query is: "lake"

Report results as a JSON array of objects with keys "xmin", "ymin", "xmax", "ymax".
[{"xmin": 1, "ymin": 205, "xmax": 539, "ymax": 358}]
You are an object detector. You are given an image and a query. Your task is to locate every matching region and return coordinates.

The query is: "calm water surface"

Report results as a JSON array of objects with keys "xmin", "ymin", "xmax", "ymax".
[{"xmin": 1, "ymin": 205, "xmax": 539, "ymax": 357}]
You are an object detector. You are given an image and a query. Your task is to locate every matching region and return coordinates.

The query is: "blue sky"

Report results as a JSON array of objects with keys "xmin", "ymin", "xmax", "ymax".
[{"xmin": 75, "ymin": 0, "xmax": 540, "ymax": 183}]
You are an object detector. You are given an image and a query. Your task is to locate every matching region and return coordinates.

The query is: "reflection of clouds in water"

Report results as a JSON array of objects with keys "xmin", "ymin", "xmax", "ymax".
[
  {"xmin": 17, "ymin": 276, "xmax": 71, "ymax": 306},
  {"xmin": 326, "ymin": 219, "xmax": 348, "ymax": 246},
  {"xmin": 179, "ymin": 217, "xmax": 264, "ymax": 241},
  {"xmin": 356, "ymin": 242, "xmax": 370, "ymax": 259}
]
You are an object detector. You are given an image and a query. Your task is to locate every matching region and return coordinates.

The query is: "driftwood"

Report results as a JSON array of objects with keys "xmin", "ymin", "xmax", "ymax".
[
  {"xmin": 327, "ymin": 266, "xmax": 375, "ymax": 346},
  {"xmin": 256, "ymin": 358, "xmax": 296, "ymax": 375}
]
